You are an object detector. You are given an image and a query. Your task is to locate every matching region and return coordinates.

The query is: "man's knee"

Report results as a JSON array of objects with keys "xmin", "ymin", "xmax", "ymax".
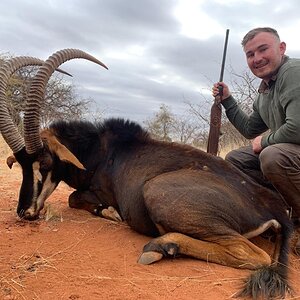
[
  {"xmin": 260, "ymin": 145, "xmax": 286, "ymax": 175},
  {"xmin": 225, "ymin": 149, "xmax": 238, "ymax": 164},
  {"xmin": 225, "ymin": 146, "xmax": 251, "ymax": 167}
]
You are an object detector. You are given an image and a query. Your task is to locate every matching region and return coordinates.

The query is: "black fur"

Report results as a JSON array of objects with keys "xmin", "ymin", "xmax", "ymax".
[{"xmin": 237, "ymin": 265, "xmax": 292, "ymax": 299}]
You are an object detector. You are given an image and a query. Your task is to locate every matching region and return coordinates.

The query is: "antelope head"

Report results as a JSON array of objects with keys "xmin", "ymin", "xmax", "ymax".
[{"xmin": 0, "ymin": 49, "xmax": 108, "ymax": 219}]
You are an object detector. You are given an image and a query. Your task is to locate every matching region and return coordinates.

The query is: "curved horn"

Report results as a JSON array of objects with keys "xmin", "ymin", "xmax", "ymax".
[
  {"xmin": 23, "ymin": 48, "xmax": 108, "ymax": 154},
  {"xmin": 0, "ymin": 57, "xmax": 49, "ymax": 153},
  {"xmin": 55, "ymin": 67, "xmax": 73, "ymax": 77}
]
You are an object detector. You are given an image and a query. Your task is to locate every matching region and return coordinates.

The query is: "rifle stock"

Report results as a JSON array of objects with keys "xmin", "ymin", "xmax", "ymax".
[{"xmin": 207, "ymin": 29, "xmax": 229, "ymax": 155}]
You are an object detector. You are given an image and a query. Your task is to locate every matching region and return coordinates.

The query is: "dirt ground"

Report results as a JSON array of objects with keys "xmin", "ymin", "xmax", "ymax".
[{"xmin": 1, "ymin": 159, "xmax": 300, "ymax": 300}]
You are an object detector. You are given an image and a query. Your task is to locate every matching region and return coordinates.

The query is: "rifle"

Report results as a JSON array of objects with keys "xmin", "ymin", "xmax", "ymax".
[{"xmin": 207, "ymin": 29, "xmax": 229, "ymax": 155}]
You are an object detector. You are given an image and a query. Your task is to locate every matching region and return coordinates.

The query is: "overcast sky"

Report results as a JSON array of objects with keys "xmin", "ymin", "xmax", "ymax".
[{"xmin": 1, "ymin": 0, "xmax": 300, "ymax": 123}]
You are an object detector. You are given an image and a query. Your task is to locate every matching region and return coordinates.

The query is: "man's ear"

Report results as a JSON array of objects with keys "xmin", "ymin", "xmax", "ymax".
[
  {"xmin": 40, "ymin": 129, "xmax": 86, "ymax": 170},
  {"xmin": 280, "ymin": 41, "xmax": 286, "ymax": 55}
]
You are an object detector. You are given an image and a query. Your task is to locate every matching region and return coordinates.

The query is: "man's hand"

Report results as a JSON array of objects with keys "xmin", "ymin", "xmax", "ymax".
[
  {"xmin": 212, "ymin": 82, "xmax": 231, "ymax": 101},
  {"xmin": 252, "ymin": 136, "xmax": 263, "ymax": 153}
]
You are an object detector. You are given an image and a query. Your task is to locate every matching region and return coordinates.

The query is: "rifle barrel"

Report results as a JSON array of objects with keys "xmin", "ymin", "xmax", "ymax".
[{"xmin": 219, "ymin": 29, "xmax": 230, "ymax": 83}]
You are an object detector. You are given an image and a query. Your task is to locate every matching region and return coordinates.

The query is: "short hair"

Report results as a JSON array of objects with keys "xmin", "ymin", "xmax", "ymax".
[{"xmin": 241, "ymin": 27, "xmax": 280, "ymax": 47}]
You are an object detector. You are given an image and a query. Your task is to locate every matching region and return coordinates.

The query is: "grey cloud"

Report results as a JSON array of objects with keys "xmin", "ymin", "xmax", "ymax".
[{"xmin": 1, "ymin": 0, "xmax": 300, "ymax": 123}]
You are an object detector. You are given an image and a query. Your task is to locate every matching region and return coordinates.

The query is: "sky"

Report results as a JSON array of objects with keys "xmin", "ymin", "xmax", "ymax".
[{"xmin": 1, "ymin": 0, "xmax": 300, "ymax": 124}]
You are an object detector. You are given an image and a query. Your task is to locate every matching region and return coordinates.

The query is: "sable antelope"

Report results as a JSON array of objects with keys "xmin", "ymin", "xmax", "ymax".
[{"xmin": 0, "ymin": 49, "xmax": 295, "ymax": 299}]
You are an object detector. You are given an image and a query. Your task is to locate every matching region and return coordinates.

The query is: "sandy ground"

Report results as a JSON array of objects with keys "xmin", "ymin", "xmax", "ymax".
[{"xmin": 1, "ymin": 158, "xmax": 300, "ymax": 300}]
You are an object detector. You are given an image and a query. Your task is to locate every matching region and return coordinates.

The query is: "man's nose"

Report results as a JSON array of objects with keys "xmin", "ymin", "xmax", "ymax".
[{"xmin": 253, "ymin": 52, "xmax": 263, "ymax": 64}]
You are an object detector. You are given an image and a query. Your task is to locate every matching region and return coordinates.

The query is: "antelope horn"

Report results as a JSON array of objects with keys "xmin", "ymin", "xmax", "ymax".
[
  {"xmin": 0, "ymin": 57, "xmax": 52, "ymax": 153},
  {"xmin": 55, "ymin": 68, "xmax": 73, "ymax": 77},
  {"xmin": 23, "ymin": 48, "xmax": 108, "ymax": 154}
]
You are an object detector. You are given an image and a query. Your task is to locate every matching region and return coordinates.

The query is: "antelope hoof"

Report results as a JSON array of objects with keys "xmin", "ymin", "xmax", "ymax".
[
  {"xmin": 138, "ymin": 251, "xmax": 163, "ymax": 265},
  {"xmin": 138, "ymin": 241, "xmax": 179, "ymax": 264},
  {"xmin": 101, "ymin": 206, "xmax": 122, "ymax": 222}
]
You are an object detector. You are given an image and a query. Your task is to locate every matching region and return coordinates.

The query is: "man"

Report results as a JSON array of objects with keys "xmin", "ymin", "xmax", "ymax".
[{"xmin": 212, "ymin": 27, "xmax": 300, "ymax": 248}]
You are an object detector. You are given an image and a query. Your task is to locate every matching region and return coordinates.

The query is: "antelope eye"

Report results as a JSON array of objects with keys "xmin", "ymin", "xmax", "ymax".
[{"xmin": 39, "ymin": 167, "xmax": 49, "ymax": 180}]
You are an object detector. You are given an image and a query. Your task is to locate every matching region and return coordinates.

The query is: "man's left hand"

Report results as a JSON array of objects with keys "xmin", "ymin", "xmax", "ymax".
[{"xmin": 252, "ymin": 136, "xmax": 263, "ymax": 153}]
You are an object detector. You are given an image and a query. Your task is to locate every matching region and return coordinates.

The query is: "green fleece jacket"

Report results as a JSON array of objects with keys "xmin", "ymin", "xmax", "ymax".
[{"xmin": 222, "ymin": 57, "xmax": 300, "ymax": 148}]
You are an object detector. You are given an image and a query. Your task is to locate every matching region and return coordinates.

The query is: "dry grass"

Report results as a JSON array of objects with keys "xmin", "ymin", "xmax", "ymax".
[
  {"xmin": 0, "ymin": 251, "xmax": 58, "ymax": 300},
  {"xmin": 43, "ymin": 203, "xmax": 64, "ymax": 222}
]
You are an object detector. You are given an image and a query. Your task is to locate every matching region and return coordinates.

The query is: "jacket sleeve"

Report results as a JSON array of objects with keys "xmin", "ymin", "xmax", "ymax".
[{"xmin": 222, "ymin": 95, "xmax": 268, "ymax": 139}]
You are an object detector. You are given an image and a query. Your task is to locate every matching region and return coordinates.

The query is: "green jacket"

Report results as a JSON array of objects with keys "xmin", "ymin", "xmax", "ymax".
[{"xmin": 222, "ymin": 57, "xmax": 300, "ymax": 148}]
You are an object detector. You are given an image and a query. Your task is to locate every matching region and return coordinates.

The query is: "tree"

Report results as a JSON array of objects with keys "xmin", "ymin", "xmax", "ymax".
[
  {"xmin": 40, "ymin": 76, "xmax": 92, "ymax": 127},
  {"xmin": 144, "ymin": 104, "xmax": 174, "ymax": 142},
  {"xmin": 187, "ymin": 68, "xmax": 259, "ymax": 151},
  {"xmin": 144, "ymin": 104, "xmax": 207, "ymax": 147},
  {"xmin": 1, "ymin": 53, "xmax": 92, "ymax": 133}
]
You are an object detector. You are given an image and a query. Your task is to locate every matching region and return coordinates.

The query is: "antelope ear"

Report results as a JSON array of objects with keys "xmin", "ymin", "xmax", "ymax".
[
  {"xmin": 40, "ymin": 129, "xmax": 86, "ymax": 170},
  {"xmin": 6, "ymin": 155, "xmax": 17, "ymax": 169}
]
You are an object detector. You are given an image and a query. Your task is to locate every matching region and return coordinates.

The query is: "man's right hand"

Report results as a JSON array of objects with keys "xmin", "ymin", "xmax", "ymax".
[{"xmin": 212, "ymin": 82, "xmax": 231, "ymax": 101}]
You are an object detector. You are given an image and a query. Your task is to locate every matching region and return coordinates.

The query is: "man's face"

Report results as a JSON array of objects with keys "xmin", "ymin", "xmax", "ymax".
[{"xmin": 244, "ymin": 32, "xmax": 286, "ymax": 82}]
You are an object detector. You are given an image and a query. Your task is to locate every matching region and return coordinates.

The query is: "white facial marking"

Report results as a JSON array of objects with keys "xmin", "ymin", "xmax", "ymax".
[
  {"xmin": 25, "ymin": 162, "xmax": 57, "ymax": 218},
  {"xmin": 35, "ymin": 171, "xmax": 57, "ymax": 212},
  {"xmin": 33, "ymin": 161, "xmax": 42, "ymax": 182}
]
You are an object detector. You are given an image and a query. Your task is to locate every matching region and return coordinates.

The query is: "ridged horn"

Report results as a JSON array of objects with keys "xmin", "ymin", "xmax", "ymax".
[
  {"xmin": 0, "ymin": 57, "xmax": 49, "ymax": 153},
  {"xmin": 23, "ymin": 49, "xmax": 108, "ymax": 154}
]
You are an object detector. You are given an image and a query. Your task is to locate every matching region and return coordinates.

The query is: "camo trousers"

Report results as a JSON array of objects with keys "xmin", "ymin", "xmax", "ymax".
[{"xmin": 225, "ymin": 143, "xmax": 300, "ymax": 218}]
